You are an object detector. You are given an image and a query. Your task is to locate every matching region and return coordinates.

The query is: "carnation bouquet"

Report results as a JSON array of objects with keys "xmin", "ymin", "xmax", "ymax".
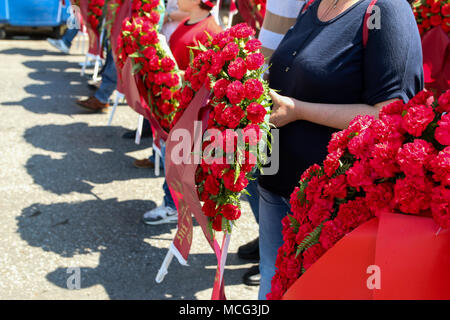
[
  {"xmin": 88, "ymin": 0, "xmax": 107, "ymax": 31},
  {"xmin": 116, "ymin": 0, "xmax": 183, "ymax": 132},
  {"xmin": 413, "ymin": 0, "xmax": 450, "ymax": 36},
  {"xmin": 268, "ymin": 89, "xmax": 450, "ymax": 300},
  {"xmin": 176, "ymin": 23, "xmax": 272, "ymax": 234}
]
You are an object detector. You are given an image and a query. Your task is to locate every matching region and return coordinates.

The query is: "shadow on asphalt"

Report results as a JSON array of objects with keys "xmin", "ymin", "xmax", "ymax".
[
  {"xmin": 17, "ymin": 199, "xmax": 253, "ymax": 299},
  {"xmin": 24, "ymin": 122, "xmax": 153, "ymax": 195},
  {"xmin": 0, "ymin": 47, "xmax": 67, "ymax": 57},
  {"xmin": 1, "ymin": 58, "xmax": 100, "ymax": 115}
]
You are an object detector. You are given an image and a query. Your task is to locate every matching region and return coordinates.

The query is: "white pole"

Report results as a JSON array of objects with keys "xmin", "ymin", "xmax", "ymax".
[
  {"xmin": 107, "ymin": 91, "xmax": 123, "ymax": 126},
  {"xmin": 135, "ymin": 114, "xmax": 144, "ymax": 145}
]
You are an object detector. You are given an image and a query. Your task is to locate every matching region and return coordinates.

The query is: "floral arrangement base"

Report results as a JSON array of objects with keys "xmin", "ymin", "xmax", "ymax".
[{"xmin": 282, "ymin": 212, "xmax": 450, "ymax": 300}]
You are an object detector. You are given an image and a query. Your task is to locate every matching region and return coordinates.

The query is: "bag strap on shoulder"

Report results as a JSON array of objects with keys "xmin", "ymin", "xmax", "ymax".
[{"xmin": 363, "ymin": 0, "xmax": 379, "ymax": 47}]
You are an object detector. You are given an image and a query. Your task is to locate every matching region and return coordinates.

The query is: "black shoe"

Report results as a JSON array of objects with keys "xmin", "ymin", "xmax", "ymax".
[
  {"xmin": 121, "ymin": 129, "xmax": 153, "ymax": 139},
  {"xmin": 237, "ymin": 237, "xmax": 259, "ymax": 261},
  {"xmin": 243, "ymin": 265, "xmax": 260, "ymax": 286}
]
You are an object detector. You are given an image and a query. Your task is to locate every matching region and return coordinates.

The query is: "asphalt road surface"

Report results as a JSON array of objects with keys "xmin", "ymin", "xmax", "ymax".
[{"xmin": 0, "ymin": 36, "xmax": 259, "ymax": 300}]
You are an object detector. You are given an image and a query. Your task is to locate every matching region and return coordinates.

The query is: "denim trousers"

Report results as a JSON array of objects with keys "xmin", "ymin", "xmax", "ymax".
[
  {"xmin": 257, "ymin": 183, "xmax": 291, "ymax": 300},
  {"xmin": 94, "ymin": 49, "xmax": 117, "ymax": 104},
  {"xmin": 61, "ymin": 28, "xmax": 79, "ymax": 48},
  {"xmin": 159, "ymin": 141, "xmax": 176, "ymax": 210},
  {"xmin": 245, "ymin": 172, "xmax": 260, "ymax": 223}
]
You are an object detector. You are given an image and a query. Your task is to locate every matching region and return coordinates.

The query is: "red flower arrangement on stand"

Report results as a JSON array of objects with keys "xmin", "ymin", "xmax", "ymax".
[
  {"xmin": 413, "ymin": 0, "xmax": 450, "ymax": 36},
  {"xmin": 268, "ymin": 89, "xmax": 450, "ymax": 300},
  {"xmin": 177, "ymin": 23, "xmax": 272, "ymax": 234},
  {"xmin": 88, "ymin": 0, "xmax": 106, "ymax": 31},
  {"xmin": 116, "ymin": 0, "xmax": 182, "ymax": 132}
]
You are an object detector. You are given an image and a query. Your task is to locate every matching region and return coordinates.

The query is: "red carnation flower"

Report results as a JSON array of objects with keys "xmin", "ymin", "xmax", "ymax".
[
  {"xmin": 223, "ymin": 105, "xmax": 245, "ymax": 129},
  {"xmin": 230, "ymin": 23, "xmax": 255, "ymax": 39},
  {"xmin": 302, "ymin": 243, "xmax": 326, "ymax": 271},
  {"xmin": 160, "ymin": 57, "xmax": 176, "ymax": 72},
  {"xmin": 246, "ymin": 102, "xmax": 267, "ymax": 124},
  {"xmin": 327, "ymin": 129, "xmax": 351, "ymax": 153},
  {"xmin": 202, "ymin": 200, "xmax": 218, "ymax": 217},
  {"xmin": 204, "ymin": 175, "xmax": 220, "ymax": 195},
  {"xmin": 323, "ymin": 174, "xmax": 348, "ymax": 200},
  {"xmin": 435, "ymin": 113, "xmax": 450, "ymax": 146},
  {"xmin": 213, "ymin": 79, "xmax": 231, "ymax": 100},
  {"xmin": 220, "ymin": 203, "xmax": 241, "ymax": 221},
  {"xmin": 323, "ymin": 149, "xmax": 343, "ymax": 177},
  {"xmin": 379, "ymin": 99, "xmax": 407, "ymax": 118},
  {"xmin": 364, "ymin": 183, "xmax": 395, "ymax": 215},
  {"xmin": 226, "ymin": 80, "xmax": 245, "ymax": 104},
  {"xmin": 335, "ymin": 198, "xmax": 372, "ymax": 232},
  {"xmin": 242, "ymin": 124, "xmax": 262, "ymax": 146},
  {"xmin": 212, "ymin": 214, "xmax": 223, "ymax": 231},
  {"xmin": 160, "ymin": 87, "xmax": 172, "ymax": 101},
  {"xmin": 370, "ymin": 140, "xmax": 402, "ymax": 178},
  {"xmin": 442, "ymin": 3, "xmax": 450, "ymax": 16},
  {"xmin": 307, "ymin": 198, "xmax": 334, "ymax": 226},
  {"xmin": 222, "ymin": 42, "xmax": 240, "ymax": 61},
  {"xmin": 431, "ymin": 186, "xmax": 450, "ymax": 229},
  {"xmin": 294, "ymin": 223, "xmax": 313, "ymax": 245},
  {"xmin": 244, "ymin": 78, "xmax": 264, "ymax": 101},
  {"xmin": 210, "ymin": 158, "xmax": 230, "ymax": 179},
  {"xmin": 437, "ymin": 90, "xmax": 450, "ymax": 113},
  {"xmin": 245, "ymin": 53, "xmax": 265, "ymax": 70},
  {"xmin": 223, "ymin": 170, "xmax": 248, "ymax": 193},
  {"xmin": 245, "ymin": 38, "xmax": 262, "ymax": 52},
  {"xmin": 394, "ymin": 175, "xmax": 434, "ymax": 214},
  {"xmin": 227, "ymin": 58, "xmax": 247, "ymax": 80},
  {"xmin": 429, "ymin": 147, "xmax": 450, "ymax": 186},
  {"xmin": 396, "ymin": 139, "xmax": 436, "ymax": 176},
  {"xmin": 403, "ymin": 104, "xmax": 435, "ymax": 137},
  {"xmin": 319, "ymin": 220, "xmax": 345, "ymax": 250},
  {"xmin": 346, "ymin": 160, "xmax": 374, "ymax": 190}
]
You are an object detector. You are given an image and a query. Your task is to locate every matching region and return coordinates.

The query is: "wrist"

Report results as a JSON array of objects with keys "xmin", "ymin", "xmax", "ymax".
[{"xmin": 292, "ymin": 98, "xmax": 303, "ymax": 121}]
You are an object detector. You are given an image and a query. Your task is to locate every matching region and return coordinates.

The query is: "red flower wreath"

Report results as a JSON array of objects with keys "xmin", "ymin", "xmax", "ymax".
[{"xmin": 268, "ymin": 89, "xmax": 450, "ymax": 300}]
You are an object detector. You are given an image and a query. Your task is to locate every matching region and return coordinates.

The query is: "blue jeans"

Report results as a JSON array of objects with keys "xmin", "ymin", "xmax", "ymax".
[
  {"xmin": 160, "ymin": 141, "xmax": 176, "ymax": 210},
  {"xmin": 245, "ymin": 172, "xmax": 260, "ymax": 223},
  {"xmin": 94, "ymin": 48, "xmax": 117, "ymax": 104},
  {"xmin": 258, "ymin": 184, "xmax": 291, "ymax": 300},
  {"xmin": 61, "ymin": 28, "xmax": 79, "ymax": 48}
]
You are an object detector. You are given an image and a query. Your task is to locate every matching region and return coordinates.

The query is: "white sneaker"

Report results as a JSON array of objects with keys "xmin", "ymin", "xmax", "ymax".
[
  {"xmin": 142, "ymin": 205, "xmax": 178, "ymax": 225},
  {"xmin": 47, "ymin": 38, "xmax": 70, "ymax": 54}
]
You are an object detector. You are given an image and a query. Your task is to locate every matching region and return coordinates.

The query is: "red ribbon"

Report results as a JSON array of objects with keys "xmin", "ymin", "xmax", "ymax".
[{"xmin": 283, "ymin": 212, "xmax": 450, "ymax": 300}]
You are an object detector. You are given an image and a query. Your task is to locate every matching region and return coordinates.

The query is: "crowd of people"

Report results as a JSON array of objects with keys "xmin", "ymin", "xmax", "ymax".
[{"xmin": 47, "ymin": 0, "xmax": 426, "ymax": 300}]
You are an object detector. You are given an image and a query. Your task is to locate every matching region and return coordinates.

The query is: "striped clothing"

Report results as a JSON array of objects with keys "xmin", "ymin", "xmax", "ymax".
[{"xmin": 258, "ymin": 0, "xmax": 305, "ymax": 62}]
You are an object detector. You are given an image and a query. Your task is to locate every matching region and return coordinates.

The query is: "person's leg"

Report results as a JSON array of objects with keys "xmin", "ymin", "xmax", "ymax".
[
  {"xmin": 246, "ymin": 172, "xmax": 260, "ymax": 223},
  {"xmin": 257, "ymin": 184, "xmax": 291, "ymax": 300},
  {"xmin": 61, "ymin": 28, "xmax": 80, "ymax": 48},
  {"xmin": 142, "ymin": 140, "xmax": 177, "ymax": 225},
  {"xmin": 47, "ymin": 28, "xmax": 78, "ymax": 54},
  {"xmin": 94, "ymin": 49, "xmax": 117, "ymax": 104},
  {"xmin": 161, "ymin": 141, "xmax": 176, "ymax": 210},
  {"xmin": 238, "ymin": 172, "xmax": 260, "ymax": 261}
]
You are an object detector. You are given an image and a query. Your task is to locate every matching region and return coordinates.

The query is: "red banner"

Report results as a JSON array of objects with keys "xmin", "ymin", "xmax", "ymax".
[
  {"xmin": 78, "ymin": 0, "xmax": 102, "ymax": 57},
  {"xmin": 283, "ymin": 212, "xmax": 450, "ymax": 300},
  {"xmin": 164, "ymin": 86, "xmax": 228, "ymax": 300},
  {"xmin": 110, "ymin": 0, "xmax": 132, "ymax": 93},
  {"xmin": 422, "ymin": 26, "xmax": 450, "ymax": 96},
  {"xmin": 120, "ymin": 57, "xmax": 169, "ymax": 146}
]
